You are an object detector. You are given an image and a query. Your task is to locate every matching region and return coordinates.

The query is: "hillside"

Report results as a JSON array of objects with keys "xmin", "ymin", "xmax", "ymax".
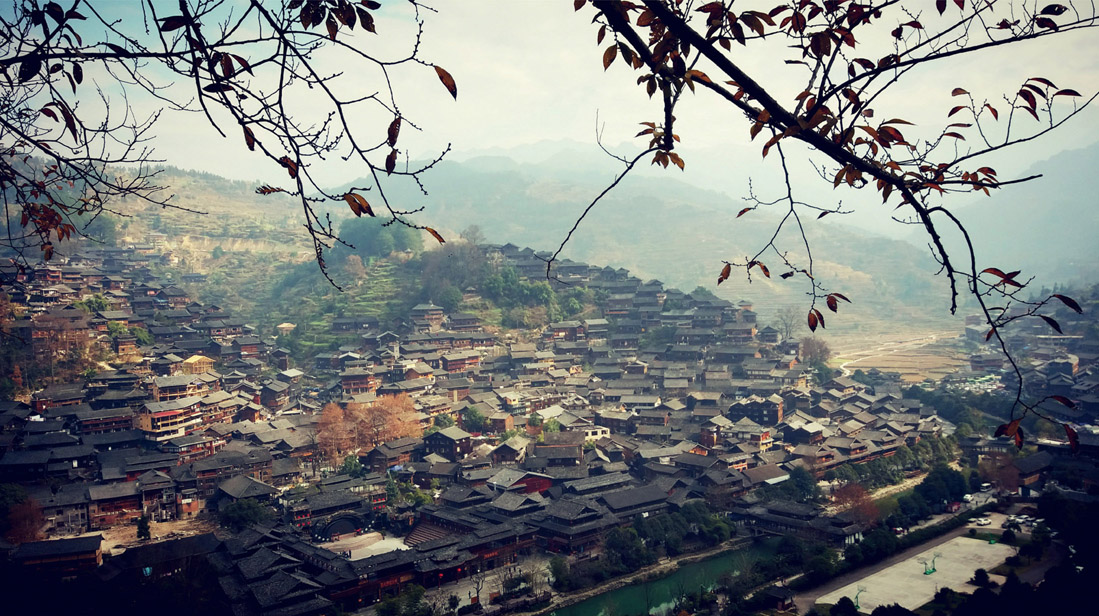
[
  {"xmin": 340, "ymin": 155, "xmax": 959, "ymax": 335},
  {"xmin": 114, "ymin": 154, "xmax": 976, "ymax": 341}
]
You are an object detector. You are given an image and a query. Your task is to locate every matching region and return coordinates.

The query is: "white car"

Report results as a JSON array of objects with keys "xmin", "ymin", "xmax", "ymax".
[{"xmin": 976, "ymin": 518, "xmax": 992, "ymax": 526}]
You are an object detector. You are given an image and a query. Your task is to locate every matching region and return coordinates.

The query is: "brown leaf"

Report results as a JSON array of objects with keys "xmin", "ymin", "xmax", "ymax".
[
  {"xmin": 387, "ymin": 116, "xmax": 401, "ymax": 147},
  {"xmin": 995, "ymin": 419, "xmax": 1021, "ymax": 438},
  {"xmin": 1054, "ymin": 88, "xmax": 1081, "ymax": 97},
  {"xmin": 1040, "ymin": 315, "xmax": 1063, "ymax": 334},
  {"xmin": 1064, "ymin": 424, "xmax": 1079, "ymax": 453},
  {"xmin": 343, "ymin": 193, "xmax": 374, "ymax": 217},
  {"xmin": 326, "ymin": 15, "xmax": 338, "ymax": 41},
  {"xmin": 385, "ymin": 148, "xmax": 398, "ymax": 175},
  {"xmin": 279, "ymin": 156, "xmax": 298, "ymax": 179},
  {"xmin": 158, "ymin": 15, "xmax": 190, "ymax": 32},
  {"xmin": 243, "ymin": 126, "xmax": 255, "ymax": 151},
  {"xmin": 603, "ymin": 45, "xmax": 617, "ymax": 70},
  {"xmin": 807, "ymin": 311, "xmax": 818, "ymax": 332},
  {"xmin": 1052, "ymin": 294, "xmax": 1083, "ymax": 313},
  {"xmin": 951, "ymin": 87, "xmax": 968, "ymax": 96},
  {"xmin": 985, "ymin": 104, "xmax": 999, "ymax": 120},
  {"xmin": 1050, "ymin": 395, "xmax": 1076, "ymax": 409},
  {"xmin": 434, "ymin": 65, "xmax": 458, "ymax": 99},
  {"xmin": 718, "ymin": 262, "xmax": 731, "ymax": 285},
  {"xmin": 1035, "ymin": 16, "xmax": 1059, "ymax": 29},
  {"xmin": 826, "ymin": 295, "xmax": 838, "ymax": 312},
  {"xmin": 1014, "ymin": 426, "xmax": 1025, "ymax": 449},
  {"xmin": 426, "ymin": 227, "xmax": 446, "ymax": 244},
  {"xmin": 737, "ymin": 208, "xmax": 752, "ymax": 218}
]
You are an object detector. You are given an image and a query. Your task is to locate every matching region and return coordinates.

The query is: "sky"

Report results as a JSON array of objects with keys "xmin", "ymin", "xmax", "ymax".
[{"xmin": 61, "ymin": 1, "xmax": 1099, "ymax": 235}]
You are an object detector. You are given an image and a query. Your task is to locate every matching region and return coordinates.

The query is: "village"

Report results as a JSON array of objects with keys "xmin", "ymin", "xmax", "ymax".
[{"xmin": 1, "ymin": 239, "xmax": 1097, "ymax": 616}]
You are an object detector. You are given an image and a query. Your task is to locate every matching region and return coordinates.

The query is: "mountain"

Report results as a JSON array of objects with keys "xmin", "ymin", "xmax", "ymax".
[{"xmin": 932, "ymin": 142, "xmax": 1099, "ymax": 285}]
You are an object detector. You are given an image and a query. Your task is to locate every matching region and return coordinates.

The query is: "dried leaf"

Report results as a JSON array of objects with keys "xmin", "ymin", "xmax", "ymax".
[
  {"xmin": 434, "ymin": 65, "xmax": 458, "ymax": 99},
  {"xmin": 387, "ymin": 116, "xmax": 401, "ymax": 147},
  {"xmin": 159, "ymin": 15, "xmax": 190, "ymax": 32},
  {"xmin": 279, "ymin": 156, "xmax": 298, "ymax": 179},
  {"xmin": 18, "ymin": 57, "xmax": 41, "ymax": 83},
  {"xmin": 1064, "ymin": 424, "xmax": 1079, "ymax": 453},
  {"xmin": 951, "ymin": 87, "xmax": 969, "ymax": 96},
  {"xmin": 1054, "ymin": 88, "xmax": 1081, "ymax": 97},
  {"xmin": 1040, "ymin": 315, "xmax": 1063, "ymax": 334},
  {"xmin": 426, "ymin": 227, "xmax": 446, "ymax": 244},
  {"xmin": 385, "ymin": 148, "xmax": 398, "ymax": 175},
  {"xmin": 826, "ymin": 295, "xmax": 838, "ymax": 312},
  {"xmin": 1050, "ymin": 395, "xmax": 1076, "ymax": 408},
  {"xmin": 603, "ymin": 45, "xmax": 617, "ymax": 70},
  {"xmin": 343, "ymin": 193, "xmax": 373, "ymax": 217},
  {"xmin": 995, "ymin": 419, "xmax": 1021, "ymax": 438},
  {"xmin": 718, "ymin": 262, "xmax": 731, "ymax": 285},
  {"xmin": 808, "ymin": 310, "xmax": 818, "ymax": 332},
  {"xmin": 1052, "ymin": 294, "xmax": 1083, "ymax": 313},
  {"xmin": 243, "ymin": 126, "xmax": 255, "ymax": 151}
]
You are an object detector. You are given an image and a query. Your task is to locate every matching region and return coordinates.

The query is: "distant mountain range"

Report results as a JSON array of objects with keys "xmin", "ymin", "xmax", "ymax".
[{"xmin": 932, "ymin": 142, "xmax": 1099, "ymax": 286}]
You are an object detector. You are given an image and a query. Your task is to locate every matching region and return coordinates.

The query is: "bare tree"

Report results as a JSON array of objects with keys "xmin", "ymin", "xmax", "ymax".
[
  {"xmin": 470, "ymin": 568, "xmax": 489, "ymax": 603},
  {"xmin": 773, "ymin": 305, "xmax": 802, "ymax": 341},
  {"xmin": 1, "ymin": 0, "xmax": 454, "ymax": 284}
]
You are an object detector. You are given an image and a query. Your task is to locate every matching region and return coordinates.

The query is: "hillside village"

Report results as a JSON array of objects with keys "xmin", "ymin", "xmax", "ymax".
[{"xmin": 1, "ymin": 239, "xmax": 1098, "ymax": 616}]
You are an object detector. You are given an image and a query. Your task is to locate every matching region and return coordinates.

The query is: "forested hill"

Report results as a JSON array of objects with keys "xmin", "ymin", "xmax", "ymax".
[{"xmin": 338, "ymin": 153, "xmax": 956, "ymax": 329}]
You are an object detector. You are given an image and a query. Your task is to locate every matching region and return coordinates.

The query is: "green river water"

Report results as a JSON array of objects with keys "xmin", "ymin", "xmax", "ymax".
[{"xmin": 548, "ymin": 539, "xmax": 780, "ymax": 616}]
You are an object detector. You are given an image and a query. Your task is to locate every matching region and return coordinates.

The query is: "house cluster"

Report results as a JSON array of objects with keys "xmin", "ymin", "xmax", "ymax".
[
  {"xmin": 961, "ymin": 301, "xmax": 1099, "ymax": 423},
  {"xmin": 0, "ymin": 246, "xmax": 327, "ymax": 535},
  {"xmin": 0, "ymin": 242, "xmax": 991, "ymax": 616}
]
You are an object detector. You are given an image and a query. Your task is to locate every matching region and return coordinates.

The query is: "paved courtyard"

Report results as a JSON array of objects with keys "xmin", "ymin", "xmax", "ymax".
[{"xmin": 817, "ymin": 536, "xmax": 1014, "ymax": 613}]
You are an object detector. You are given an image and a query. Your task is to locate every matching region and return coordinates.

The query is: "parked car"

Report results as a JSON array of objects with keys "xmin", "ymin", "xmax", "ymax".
[
  {"xmin": 963, "ymin": 494, "xmax": 974, "ymax": 503},
  {"xmin": 976, "ymin": 518, "xmax": 992, "ymax": 526}
]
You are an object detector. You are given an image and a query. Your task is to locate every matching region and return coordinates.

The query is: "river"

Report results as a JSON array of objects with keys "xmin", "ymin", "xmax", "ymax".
[{"xmin": 548, "ymin": 539, "xmax": 780, "ymax": 616}]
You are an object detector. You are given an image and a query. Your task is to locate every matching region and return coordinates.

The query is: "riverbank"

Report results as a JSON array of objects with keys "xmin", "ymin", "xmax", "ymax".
[{"xmin": 525, "ymin": 536, "xmax": 757, "ymax": 616}]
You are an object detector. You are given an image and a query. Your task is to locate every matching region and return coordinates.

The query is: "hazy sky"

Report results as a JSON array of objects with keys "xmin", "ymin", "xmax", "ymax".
[{"xmin": 80, "ymin": 1, "xmax": 1099, "ymax": 234}]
